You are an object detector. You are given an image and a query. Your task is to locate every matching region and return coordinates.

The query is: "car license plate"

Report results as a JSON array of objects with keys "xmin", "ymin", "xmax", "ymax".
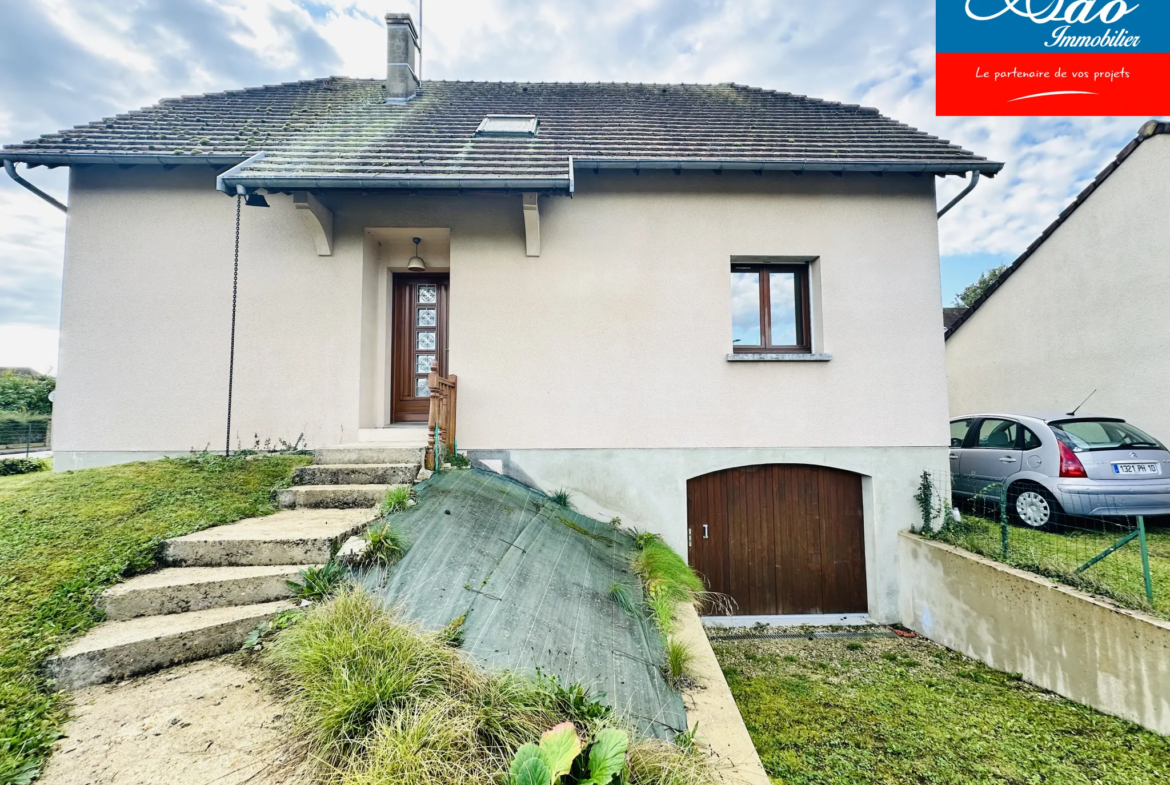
[{"xmin": 1113, "ymin": 462, "xmax": 1162, "ymax": 475}]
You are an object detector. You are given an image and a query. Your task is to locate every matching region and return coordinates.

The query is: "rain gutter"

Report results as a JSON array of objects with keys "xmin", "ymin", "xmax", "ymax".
[
  {"xmin": 3, "ymin": 159, "xmax": 67, "ymax": 213},
  {"xmin": 936, "ymin": 170, "xmax": 981, "ymax": 219},
  {"xmin": 573, "ymin": 158, "xmax": 1004, "ymax": 176}
]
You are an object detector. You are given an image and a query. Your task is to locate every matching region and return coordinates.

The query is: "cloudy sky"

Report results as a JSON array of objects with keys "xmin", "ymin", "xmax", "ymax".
[{"xmin": 0, "ymin": 0, "xmax": 1157, "ymax": 372}]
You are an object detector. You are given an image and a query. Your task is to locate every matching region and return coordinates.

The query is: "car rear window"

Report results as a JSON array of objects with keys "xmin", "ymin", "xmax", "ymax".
[{"xmin": 1049, "ymin": 420, "xmax": 1164, "ymax": 452}]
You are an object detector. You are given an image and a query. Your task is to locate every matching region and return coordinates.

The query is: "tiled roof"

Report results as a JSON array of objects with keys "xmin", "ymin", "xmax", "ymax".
[
  {"xmin": 945, "ymin": 120, "xmax": 1169, "ymax": 340},
  {"xmin": 3, "ymin": 78, "xmax": 1002, "ymax": 191},
  {"xmin": 1, "ymin": 77, "xmax": 383, "ymax": 166}
]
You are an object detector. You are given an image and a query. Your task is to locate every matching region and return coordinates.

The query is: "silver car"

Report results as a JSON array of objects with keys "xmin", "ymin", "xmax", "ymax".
[{"xmin": 949, "ymin": 413, "xmax": 1170, "ymax": 528}]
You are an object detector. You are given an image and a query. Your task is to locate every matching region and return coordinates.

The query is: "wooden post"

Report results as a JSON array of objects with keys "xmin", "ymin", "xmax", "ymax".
[
  {"xmin": 448, "ymin": 374, "xmax": 458, "ymax": 455},
  {"xmin": 426, "ymin": 360, "xmax": 440, "ymax": 470}
]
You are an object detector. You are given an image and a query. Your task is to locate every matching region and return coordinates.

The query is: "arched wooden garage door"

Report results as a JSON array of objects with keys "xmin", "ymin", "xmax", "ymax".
[{"xmin": 686, "ymin": 464, "xmax": 867, "ymax": 616}]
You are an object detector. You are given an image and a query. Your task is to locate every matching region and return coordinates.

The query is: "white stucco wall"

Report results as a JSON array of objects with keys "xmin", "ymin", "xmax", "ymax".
[
  {"xmin": 469, "ymin": 445, "xmax": 947, "ymax": 623},
  {"xmin": 56, "ymin": 167, "xmax": 949, "ymax": 463},
  {"xmin": 946, "ymin": 134, "xmax": 1170, "ymax": 441},
  {"xmin": 453, "ymin": 171, "xmax": 949, "ymax": 451},
  {"xmin": 902, "ymin": 533, "xmax": 1170, "ymax": 734},
  {"xmin": 54, "ymin": 166, "xmax": 368, "ymax": 465}
]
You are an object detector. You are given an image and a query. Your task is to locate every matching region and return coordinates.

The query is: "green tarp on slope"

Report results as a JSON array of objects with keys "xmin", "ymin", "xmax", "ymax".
[{"xmin": 356, "ymin": 468, "xmax": 687, "ymax": 739}]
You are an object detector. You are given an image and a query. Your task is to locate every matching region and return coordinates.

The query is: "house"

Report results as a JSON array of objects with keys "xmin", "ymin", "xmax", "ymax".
[
  {"xmin": 1, "ymin": 13, "xmax": 1000, "ymax": 624},
  {"xmin": 946, "ymin": 121, "xmax": 1170, "ymax": 441}
]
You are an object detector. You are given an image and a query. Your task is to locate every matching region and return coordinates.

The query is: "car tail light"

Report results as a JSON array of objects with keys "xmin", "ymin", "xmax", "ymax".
[{"xmin": 1057, "ymin": 440, "xmax": 1087, "ymax": 478}]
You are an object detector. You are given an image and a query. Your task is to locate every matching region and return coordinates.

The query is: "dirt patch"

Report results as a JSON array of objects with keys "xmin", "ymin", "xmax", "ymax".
[{"xmin": 39, "ymin": 656, "xmax": 309, "ymax": 785}]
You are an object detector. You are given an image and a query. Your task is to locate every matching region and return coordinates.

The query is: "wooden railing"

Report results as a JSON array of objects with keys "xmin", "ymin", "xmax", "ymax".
[{"xmin": 426, "ymin": 361, "xmax": 458, "ymax": 470}]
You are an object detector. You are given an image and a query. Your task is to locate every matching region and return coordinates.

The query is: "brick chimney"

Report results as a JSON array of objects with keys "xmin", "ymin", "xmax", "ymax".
[{"xmin": 385, "ymin": 13, "xmax": 420, "ymax": 102}]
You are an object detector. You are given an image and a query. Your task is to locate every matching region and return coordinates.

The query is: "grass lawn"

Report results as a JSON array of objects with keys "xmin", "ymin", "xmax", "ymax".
[
  {"xmin": 714, "ymin": 633, "xmax": 1170, "ymax": 785},
  {"xmin": 932, "ymin": 515, "xmax": 1170, "ymax": 620},
  {"xmin": 0, "ymin": 454, "xmax": 310, "ymax": 784}
]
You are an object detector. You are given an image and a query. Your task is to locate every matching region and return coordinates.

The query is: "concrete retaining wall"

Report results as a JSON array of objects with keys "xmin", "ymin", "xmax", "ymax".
[{"xmin": 899, "ymin": 532, "xmax": 1170, "ymax": 734}]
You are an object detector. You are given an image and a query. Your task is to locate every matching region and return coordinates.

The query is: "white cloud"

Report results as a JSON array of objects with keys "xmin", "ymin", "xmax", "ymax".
[{"xmin": 0, "ymin": 325, "xmax": 59, "ymax": 374}]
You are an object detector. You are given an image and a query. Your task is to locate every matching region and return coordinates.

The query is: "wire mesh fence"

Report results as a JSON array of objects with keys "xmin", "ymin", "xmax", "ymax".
[
  {"xmin": 0, "ymin": 419, "xmax": 50, "ymax": 455},
  {"xmin": 914, "ymin": 470, "xmax": 1167, "ymax": 621}
]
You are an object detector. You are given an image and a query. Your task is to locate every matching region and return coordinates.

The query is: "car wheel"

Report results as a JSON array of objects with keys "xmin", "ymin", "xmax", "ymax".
[{"xmin": 1010, "ymin": 485, "xmax": 1062, "ymax": 529}]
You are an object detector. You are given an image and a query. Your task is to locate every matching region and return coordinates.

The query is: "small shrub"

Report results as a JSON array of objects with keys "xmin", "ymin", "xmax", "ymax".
[
  {"xmin": 549, "ymin": 489, "xmax": 574, "ymax": 509},
  {"xmin": 363, "ymin": 519, "xmax": 409, "ymax": 566},
  {"xmin": 287, "ymin": 562, "xmax": 348, "ymax": 601},
  {"xmin": 541, "ymin": 675, "xmax": 612, "ymax": 728},
  {"xmin": 381, "ymin": 485, "xmax": 413, "ymax": 516},
  {"xmin": 609, "ymin": 583, "xmax": 638, "ymax": 616},
  {"xmin": 448, "ymin": 453, "xmax": 471, "ymax": 469},
  {"xmin": 633, "ymin": 541, "xmax": 704, "ymax": 607},
  {"xmin": 633, "ymin": 530, "xmax": 662, "ymax": 550},
  {"xmin": 0, "ymin": 458, "xmax": 49, "ymax": 476},
  {"xmin": 441, "ymin": 614, "xmax": 466, "ymax": 648},
  {"xmin": 608, "ymin": 516, "xmax": 622, "ymax": 528},
  {"xmin": 505, "ymin": 724, "xmax": 628, "ymax": 785},
  {"xmin": 914, "ymin": 470, "xmax": 941, "ymax": 535},
  {"xmin": 664, "ymin": 639, "xmax": 694, "ymax": 687},
  {"xmin": 673, "ymin": 723, "xmax": 700, "ymax": 753}
]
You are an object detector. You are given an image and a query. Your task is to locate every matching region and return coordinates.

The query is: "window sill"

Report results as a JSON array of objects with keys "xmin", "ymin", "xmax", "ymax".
[{"xmin": 727, "ymin": 353, "xmax": 832, "ymax": 362}]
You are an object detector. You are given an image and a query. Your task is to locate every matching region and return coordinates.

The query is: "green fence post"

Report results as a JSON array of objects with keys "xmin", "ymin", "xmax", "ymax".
[
  {"xmin": 1137, "ymin": 515, "xmax": 1154, "ymax": 605},
  {"xmin": 999, "ymin": 482, "xmax": 1009, "ymax": 561},
  {"xmin": 26, "ymin": 421, "xmax": 32, "ymax": 458}
]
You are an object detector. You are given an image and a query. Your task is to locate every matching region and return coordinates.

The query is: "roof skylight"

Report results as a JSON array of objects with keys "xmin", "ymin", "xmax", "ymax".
[{"xmin": 475, "ymin": 115, "xmax": 539, "ymax": 137}]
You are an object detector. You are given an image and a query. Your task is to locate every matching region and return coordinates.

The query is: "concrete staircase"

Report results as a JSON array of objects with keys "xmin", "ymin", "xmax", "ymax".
[
  {"xmin": 277, "ymin": 444, "xmax": 425, "ymax": 510},
  {"xmin": 47, "ymin": 441, "xmax": 426, "ymax": 690}
]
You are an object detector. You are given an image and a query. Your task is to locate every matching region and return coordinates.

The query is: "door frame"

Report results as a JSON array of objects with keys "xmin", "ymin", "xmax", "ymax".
[{"xmin": 390, "ymin": 272, "xmax": 449, "ymax": 423}]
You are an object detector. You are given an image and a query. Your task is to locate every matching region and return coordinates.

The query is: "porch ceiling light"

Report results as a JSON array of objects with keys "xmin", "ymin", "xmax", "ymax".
[{"xmin": 407, "ymin": 236, "xmax": 426, "ymax": 271}]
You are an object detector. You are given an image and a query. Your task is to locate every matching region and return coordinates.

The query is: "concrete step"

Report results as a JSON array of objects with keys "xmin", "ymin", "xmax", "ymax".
[
  {"xmin": 47, "ymin": 600, "xmax": 294, "ymax": 690},
  {"xmin": 163, "ymin": 508, "xmax": 374, "ymax": 567},
  {"xmin": 276, "ymin": 484, "xmax": 398, "ymax": 510},
  {"xmin": 357, "ymin": 427, "xmax": 429, "ymax": 445},
  {"xmin": 314, "ymin": 445, "xmax": 425, "ymax": 465},
  {"xmin": 293, "ymin": 463, "xmax": 418, "ymax": 486},
  {"xmin": 100, "ymin": 565, "xmax": 312, "ymax": 620}
]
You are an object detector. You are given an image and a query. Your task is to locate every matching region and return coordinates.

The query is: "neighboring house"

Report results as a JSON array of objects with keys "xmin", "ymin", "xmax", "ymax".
[
  {"xmin": 946, "ymin": 121, "xmax": 1170, "ymax": 440},
  {"xmin": 1, "ymin": 13, "xmax": 1000, "ymax": 623}
]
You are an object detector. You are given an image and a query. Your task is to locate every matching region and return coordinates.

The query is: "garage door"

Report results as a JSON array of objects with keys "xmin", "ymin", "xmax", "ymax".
[{"xmin": 686, "ymin": 464, "xmax": 867, "ymax": 616}]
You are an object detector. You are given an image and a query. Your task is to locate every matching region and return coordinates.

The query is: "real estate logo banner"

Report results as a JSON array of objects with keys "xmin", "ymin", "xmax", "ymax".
[{"xmin": 937, "ymin": 1, "xmax": 1170, "ymax": 115}]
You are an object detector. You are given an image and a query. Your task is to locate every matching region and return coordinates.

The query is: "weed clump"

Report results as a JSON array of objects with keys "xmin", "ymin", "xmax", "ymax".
[
  {"xmin": 286, "ymin": 562, "xmax": 348, "ymax": 601},
  {"xmin": 549, "ymin": 488, "xmax": 574, "ymax": 509},
  {"xmin": 664, "ymin": 638, "xmax": 695, "ymax": 688},
  {"xmin": 381, "ymin": 485, "xmax": 413, "ymax": 516},
  {"xmin": 362, "ymin": 519, "xmax": 409, "ymax": 567},
  {"xmin": 264, "ymin": 588, "xmax": 716, "ymax": 784},
  {"xmin": 610, "ymin": 582, "xmax": 638, "ymax": 616},
  {"xmin": 633, "ymin": 539, "xmax": 706, "ymax": 636},
  {"xmin": 265, "ymin": 589, "xmax": 557, "ymax": 771}
]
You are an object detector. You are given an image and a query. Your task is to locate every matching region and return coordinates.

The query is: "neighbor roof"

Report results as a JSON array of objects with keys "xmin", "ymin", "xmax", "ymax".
[
  {"xmin": 2, "ymin": 77, "xmax": 1003, "ymax": 192},
  {"xmin": 945, "ymin": 120, "xmax": 1169, "ymax": 340}
]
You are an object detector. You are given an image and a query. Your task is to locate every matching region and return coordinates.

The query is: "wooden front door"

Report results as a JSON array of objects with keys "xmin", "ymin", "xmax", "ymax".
[
  {"xmin": 686, "ymin": 464, "xmax": 867, "ymax": 616},
  {"xmin": 391, "ymin": 274, "xmax": 449, "ymax": 422}
]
